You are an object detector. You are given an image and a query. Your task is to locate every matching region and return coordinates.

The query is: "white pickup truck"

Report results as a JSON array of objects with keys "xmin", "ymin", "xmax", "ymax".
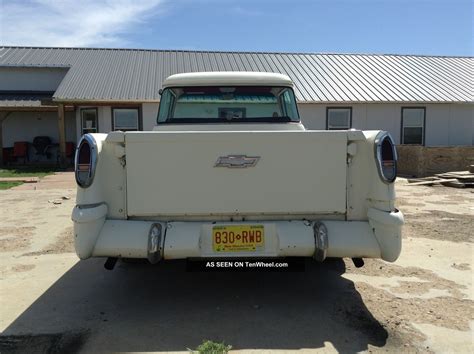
[{"xmin": 72, "ymin": 72, "xmax": 403, "ymax": 269}]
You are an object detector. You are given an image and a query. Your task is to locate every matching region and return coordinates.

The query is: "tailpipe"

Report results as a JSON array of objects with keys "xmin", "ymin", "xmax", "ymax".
[
  {"xmin": 352, "ymin": 258, "xmax": 365, "ymax": 268},
  {"xmin": 104, "ymin": 257, "xmax": 118, "ymax": 270},
  {"xmin": 313, "ymin": 222, "xmax": 328, "ymax": 262},
  {"xmin": 148, "ymin": 223, "xmax": 163, "ymax": 264}
]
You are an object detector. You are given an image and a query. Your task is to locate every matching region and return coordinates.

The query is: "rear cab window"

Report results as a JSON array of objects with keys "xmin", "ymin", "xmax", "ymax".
[{"xmin": 157, "ymin": 86, "xmax": 300, "ymax": 124}]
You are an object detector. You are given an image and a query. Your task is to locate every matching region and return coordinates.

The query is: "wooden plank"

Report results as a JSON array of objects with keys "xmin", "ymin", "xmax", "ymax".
[
  {"xmin": 436, "ymin": 171, "xmax": 473, "ymax": 177},
  {"xmin": 440, "ymin": 181, "xmax": 473, "ymax": 189},
  {"xmin": 0, "ymin": 177, "xmax": 39, "ymax": 183},
  {"xmin": 407, "ymin": 177, "xmax": 438, "ymax": 183},
  {"xmin": 454, "ymin": 178, "xmax": 474, "ymax": 182},
  {"xmin": 435, "ymin": 174, "xmax": 474, "ymax": 182},
  {"xmin": 407, "ymin": 178, "xmax": 458, "ymax": 186}
]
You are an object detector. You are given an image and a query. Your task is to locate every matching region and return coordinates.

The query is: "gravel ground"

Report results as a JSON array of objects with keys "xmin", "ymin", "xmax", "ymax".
[{"xmin": 0, "ymin": 173, "xmax": 472, "ymax": 353}]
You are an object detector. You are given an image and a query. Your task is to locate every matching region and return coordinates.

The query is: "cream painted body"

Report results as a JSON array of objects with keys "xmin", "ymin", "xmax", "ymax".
[
  {"xmin": 125, "ymin": 130, "xmax": 347, "ymax": 217},
  {"xmin": 72, "ymin": 72, "xmax": 403, "ymax": 264},
  {"xmin": 72, "ymin": 126, "xmax": 403, "ymax": 263}
]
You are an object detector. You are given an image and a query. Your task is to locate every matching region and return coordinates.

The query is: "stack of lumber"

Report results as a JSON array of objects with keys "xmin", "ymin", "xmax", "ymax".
[
  {"xmin": 435, "ymin": 171, "xmax": 474, "ymax": 188},
  {"xmin": 407, "ymin": 170, "xmax": 474, "ymax": 188}
]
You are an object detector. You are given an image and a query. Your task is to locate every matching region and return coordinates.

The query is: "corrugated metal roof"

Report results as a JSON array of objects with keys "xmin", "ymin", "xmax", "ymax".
[
  {"xmin": 0, "ymin": 91, "xmax": 54, "ymax": 107},
  {"xmin": 0, "ymin": 46, "xmax": 472, "ymax": 103}
]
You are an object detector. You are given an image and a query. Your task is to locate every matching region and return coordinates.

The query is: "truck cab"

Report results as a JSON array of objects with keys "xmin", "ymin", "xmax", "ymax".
[{"xmin": 72, "ymin": 72, "xmax": 403, "ymax": 267}]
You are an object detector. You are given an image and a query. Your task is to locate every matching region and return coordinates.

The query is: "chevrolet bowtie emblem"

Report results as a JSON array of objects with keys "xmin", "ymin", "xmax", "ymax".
[{"xmin": 214, "ymin": 155, "xmax": 260, "ymax": 168}]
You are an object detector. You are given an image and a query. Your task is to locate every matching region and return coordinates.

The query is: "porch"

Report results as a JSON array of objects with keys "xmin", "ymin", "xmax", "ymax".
[{"xmin": 0, "ymin": 92, "xmax": 75, "ymax": 167}]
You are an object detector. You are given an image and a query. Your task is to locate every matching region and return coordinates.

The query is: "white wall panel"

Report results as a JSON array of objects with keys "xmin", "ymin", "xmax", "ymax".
[
  {"xmin": 100, "ymin": 106, "xmax": 112, "ymax": 132},
  {"xmin": 425, "ymin": 104, "xmax": 450, "ymax": 146},
  {"xmin": 298, "ymin": 104, "xmax": 325, "ymax": 130},
  {"xmin": 142, "ymin": 103, "xmax": 159, "ymax": 131},
  {"xmin": 448, "ymin": 105, "xmax": 473, "ymax": 146}
]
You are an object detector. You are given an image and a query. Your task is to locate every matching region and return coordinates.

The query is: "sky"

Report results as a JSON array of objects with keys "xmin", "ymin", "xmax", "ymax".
[{"xmin": 0, "ymin": 0, "xmax": 472, "ymax": 56}]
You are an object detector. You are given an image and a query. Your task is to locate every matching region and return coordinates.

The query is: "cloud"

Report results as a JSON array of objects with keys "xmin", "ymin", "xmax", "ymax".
[
  {"xmin": 230, "ymin": 5, "xmax": 264, "ymax": 17},
  {"xmin": 0, "ymin": 0, "xmax": 165, "ymax": 47}
]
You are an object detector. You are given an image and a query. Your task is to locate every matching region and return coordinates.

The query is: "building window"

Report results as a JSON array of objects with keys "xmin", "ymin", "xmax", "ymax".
[
  {"xmin": 327, "ymin": 107, "xmax": 352, "ymax": 130},
  {"xmin": 112, "ymin": 108, "xmax": 141, "ymax": 131},
  {"xmin": 81, "ymin": 108, "xmax": 98, "ymax": 135},
  {"xmin": 401, "ymin": 107, "xmax": 425, "ymax": 145}
]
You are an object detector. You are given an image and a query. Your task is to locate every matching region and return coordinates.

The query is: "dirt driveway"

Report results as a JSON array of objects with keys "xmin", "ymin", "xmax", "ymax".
[{"xmin": 0, "ymin": 173, "xmax": 472, "ymax": 353}]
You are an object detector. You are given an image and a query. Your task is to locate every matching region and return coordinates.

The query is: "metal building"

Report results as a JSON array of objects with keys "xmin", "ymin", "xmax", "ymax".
[{"xmin": 0, "ymin": 46, "xmax": 472, "ymax": 173}]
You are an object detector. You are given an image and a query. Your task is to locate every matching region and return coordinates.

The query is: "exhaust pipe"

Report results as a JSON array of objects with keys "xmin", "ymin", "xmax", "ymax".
[
  {"xmin": 352, "ymin": 258, "xmax": 365, "ymax": 268},
  {"xmin": 104, "ymin": 257, "xmax": 118, "ymax": 270},
  {"xmin": 313, "ymin": 222, "xmax": 328, "ymax": 262}
]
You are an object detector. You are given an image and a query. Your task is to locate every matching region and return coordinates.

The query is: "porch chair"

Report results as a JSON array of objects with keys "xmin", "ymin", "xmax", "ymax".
[
  {"xmin": 32, "ymin": 136, "xmax": 54, "ymax": 159},
  {"xmin": 12, "ymin": 142, "xmax": 29, "ymax": 164},
  {"xmin": 66, "ymin": 142, "xmax": 75, "ymax": 164}
]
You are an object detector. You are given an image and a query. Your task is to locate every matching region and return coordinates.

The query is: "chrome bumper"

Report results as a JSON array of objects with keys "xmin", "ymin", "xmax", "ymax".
[{"xmin": 72, "ymin": 205, "xmax": 404, "ymax": 262}]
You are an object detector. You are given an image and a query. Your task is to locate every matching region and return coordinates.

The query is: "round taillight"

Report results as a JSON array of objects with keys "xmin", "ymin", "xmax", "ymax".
[
  {"xmin": 375, "ymin": 132, "xmax": 397, "ymax": 183},
  {"xmin": 75, "ymin": 134, "xmax": 98, "ymax": 188}
]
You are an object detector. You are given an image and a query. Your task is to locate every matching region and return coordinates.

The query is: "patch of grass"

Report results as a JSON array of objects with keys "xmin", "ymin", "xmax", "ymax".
[
  {"xmin": 191, "ymin": 340, "xmax": 232, "ymax": 354},
  {"xmin": 0, "ymin": 181, "xmax": 23, "ymax": 190},
  {"xmin": 0, "ymin": 167, "xmax": 57, "ymax": 179}
]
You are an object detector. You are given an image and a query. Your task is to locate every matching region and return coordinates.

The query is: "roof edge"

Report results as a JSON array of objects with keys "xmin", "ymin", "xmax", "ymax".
[
  {"xmin": 0, "ymin": 63, "xmax": 71, "ymax": 69},
  {"xmin": 50, "ymin": 98, "xmax": 474, "ymax": 105},
  {"xmin": 1, "ymin": 46, "xmax": 472, "ymax": 59}
]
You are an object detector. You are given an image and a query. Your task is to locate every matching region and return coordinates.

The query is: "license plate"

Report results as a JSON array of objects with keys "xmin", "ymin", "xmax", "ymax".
[{"xmin": 212, "ymin": 225, "xmax": 264, "ymax": 252}]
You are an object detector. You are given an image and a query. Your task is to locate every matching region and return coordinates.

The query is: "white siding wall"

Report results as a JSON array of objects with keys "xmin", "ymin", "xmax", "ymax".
[
  {"xmin": 448, "ymin": 105, "xmax": 473, "ymax": 145},
  {"xmin": 425, "ymin": 105, "xmax": 450, "ymax": 146},
  {"xmin": 99, "ymin": 106, "xmax": 112, "ymax": 132},
  {"xmin": 299, "ymin": 103, "xmax": 473, "ymax": 146},
  {"xmin": 142, "ymin": 103, "xmax": 159, "ymax": 131},
  {"xmin": 70, "ymin": 102, "xmax": 473, "ymax": 146},
  {"xmin": 364, "ymin": 104, "xmax": 400, "ymax": 143},
  {"xmin": 297, "ymin": 105, "xmax": 326, "ymax": 130}
]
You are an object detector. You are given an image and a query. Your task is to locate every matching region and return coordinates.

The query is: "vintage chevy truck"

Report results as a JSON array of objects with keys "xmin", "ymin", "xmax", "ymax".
[{"xmin": 72, "ymin": 72, "xmax": 403, "ymax": 269}]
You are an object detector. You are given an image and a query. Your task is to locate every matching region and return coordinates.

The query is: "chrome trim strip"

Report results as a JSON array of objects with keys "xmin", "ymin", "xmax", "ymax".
[{"xmin": 75, "ymin": 202, "xmax": 107, "ymax": 209}]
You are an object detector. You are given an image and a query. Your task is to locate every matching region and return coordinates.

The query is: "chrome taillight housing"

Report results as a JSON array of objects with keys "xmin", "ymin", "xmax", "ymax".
[
  {"xmin": 75, "ymin": 134, "xmax": 98, "ymax": 188},
  {"xmin": 374, "ymin": 132, "xmax": 397, "ymax": 183}
]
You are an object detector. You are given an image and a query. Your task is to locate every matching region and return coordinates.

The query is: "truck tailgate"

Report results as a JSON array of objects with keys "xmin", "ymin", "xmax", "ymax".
[{"xmin": 125, "ymin": 131, "xmax": 347, "ymax": 217}]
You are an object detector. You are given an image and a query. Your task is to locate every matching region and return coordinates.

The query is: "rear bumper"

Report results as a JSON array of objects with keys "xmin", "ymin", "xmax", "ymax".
[{"xmin": 72, "ymin": 205, "xmax": 404, "ymax": 262}]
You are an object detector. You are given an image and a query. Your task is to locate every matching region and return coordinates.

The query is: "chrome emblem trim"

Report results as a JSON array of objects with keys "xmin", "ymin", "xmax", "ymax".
[{"xmin": 214, "ymin": 155, "xmax": 260, "ymax": 168}]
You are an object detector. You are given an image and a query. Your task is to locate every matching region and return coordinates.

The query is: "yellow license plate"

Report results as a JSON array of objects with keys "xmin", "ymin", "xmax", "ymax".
[{"xmin": 213, "ymin": 225, "xmax": 264, "ymax": 252}]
